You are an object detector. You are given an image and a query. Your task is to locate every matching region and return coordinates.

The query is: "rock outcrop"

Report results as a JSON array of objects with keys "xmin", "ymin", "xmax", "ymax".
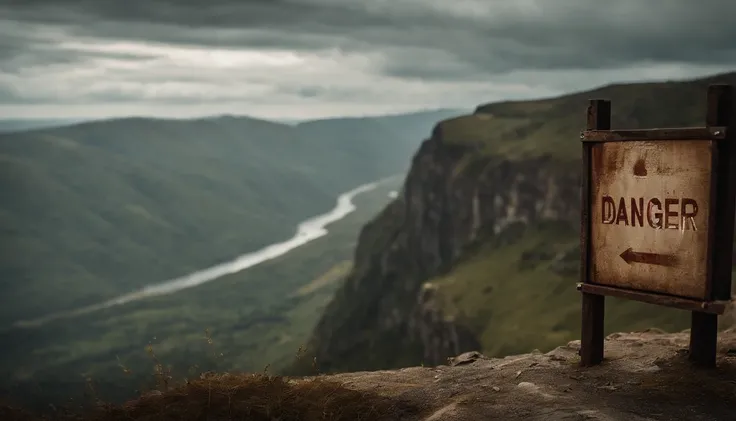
[
  {"xmin": 330, "ymin": 328, "xmax": 736, "ymax": 420},
  {"xmin": 302, "ymin": 122, "xmax": 580, "ymax": 373}
]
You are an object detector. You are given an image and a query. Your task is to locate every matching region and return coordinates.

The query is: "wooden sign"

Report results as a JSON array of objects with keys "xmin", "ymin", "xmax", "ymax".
[
  {"xmin": 578, "ymin": 85, "xmax": 736, "ymax": 368},
  {"xmin": 591, "ymin": 140, "xmax": 713, "ymax": 299}
]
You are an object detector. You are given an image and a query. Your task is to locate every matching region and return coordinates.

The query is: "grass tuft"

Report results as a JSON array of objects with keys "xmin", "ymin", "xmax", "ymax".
[{"xmin": 0, "ymin": 337, "xmax": 418, "ymax": 421}]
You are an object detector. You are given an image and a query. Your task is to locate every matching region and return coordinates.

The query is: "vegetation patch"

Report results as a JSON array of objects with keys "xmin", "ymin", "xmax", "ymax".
[
  {"xmin": 1, "ymin": 374, "xmax": 419, "ymax": 421},
  {"xmin": 430, "ymin": 220, "xmax": 692, "ymax": 358}
]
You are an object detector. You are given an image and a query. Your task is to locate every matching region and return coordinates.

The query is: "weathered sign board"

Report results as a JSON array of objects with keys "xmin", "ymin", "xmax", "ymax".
[
  {"xmin": 591, "ymin": 140, "xmax": 713, "ymax": 299},
  {"xmin": 578, "ymin": 85, "xmax": 735, "ymax": 368}
]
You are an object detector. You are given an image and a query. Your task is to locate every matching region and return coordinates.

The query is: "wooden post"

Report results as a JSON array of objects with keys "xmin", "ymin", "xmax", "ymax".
[
  {"xmin": 689, "ymin": 84, "xmax": 735, "ymax": 367},
  {"xmin": 580, "ymin": 99, "xmax": 611, "ymax": 367},
  {"xmin": 689, "ymin": 311, "xmax": 718, "ymax": 367}
]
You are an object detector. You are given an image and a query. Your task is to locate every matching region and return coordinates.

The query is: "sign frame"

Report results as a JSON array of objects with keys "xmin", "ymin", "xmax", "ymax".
[{"xmin": 578, "ymin": 85, "xmax": 736, "ymax": 368}]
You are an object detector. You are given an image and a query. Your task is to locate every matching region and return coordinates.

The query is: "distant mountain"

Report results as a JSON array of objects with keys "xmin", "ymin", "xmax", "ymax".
[
  {"xmin": 0, "ymin": 118, "xmax": 89, "ymax": 133},
  {"xmin": 0, "ymin": 109, "xmax": 463, "ymax": 326}
]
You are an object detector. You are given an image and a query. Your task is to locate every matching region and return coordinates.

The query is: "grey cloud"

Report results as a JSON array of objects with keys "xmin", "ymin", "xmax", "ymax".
[
  {"xmin": 1, "ymin": 0, "xmax": 398, "ymax": 32},
  {"xmin": 0, "ymin": 84, "xmax": 37, "ymax": 105},
  {"xmin": 0, "ymin": 20, "xmax": 147, "ymax": 73},
  {"xmin": 0, "ymin": 44, "xmax": 157, "ymax": 73},
  {"xmin": 284, "ymin": 85, "xmax": 382, "ymax": 102},
  {"xmin": 295, "ymin": 87, "xmax": 321, "ymax": 98},
  {"xmin": 1, "ymin": 0, "xmax": 736, "ymax": 112},
  {"xmin": 4, "ymin": 0, "xmax": 736, "ymax": 79}
]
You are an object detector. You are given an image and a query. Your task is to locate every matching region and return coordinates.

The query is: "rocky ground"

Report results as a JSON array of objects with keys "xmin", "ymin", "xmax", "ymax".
[
  {"xmin": 331, "ymin": 328, "xmax": 736, "ymax": 421},
  {"xmin": 5, "ymin": 328, "xmax": 735, "ymax": 420}
]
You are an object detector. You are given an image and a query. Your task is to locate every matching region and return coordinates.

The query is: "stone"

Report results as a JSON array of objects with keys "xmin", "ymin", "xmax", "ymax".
[{"xmin": 448, "ymin": 351, "xmax": 486, "ymax": 367}]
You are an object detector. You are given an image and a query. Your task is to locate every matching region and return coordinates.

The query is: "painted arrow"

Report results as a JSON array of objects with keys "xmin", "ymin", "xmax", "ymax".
[{"xmin": 619, "ymin": 248, "xmax": 679, "ymax": 267}]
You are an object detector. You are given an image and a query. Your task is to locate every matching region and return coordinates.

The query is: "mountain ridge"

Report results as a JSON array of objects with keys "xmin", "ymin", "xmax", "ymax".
[
  {"xmin": 0, "ymin": 108, "xmax": 462, "ymax": 325},
  {"xmin": 1, "ymin": 108, "xmax": 467, "ymax": 135}
]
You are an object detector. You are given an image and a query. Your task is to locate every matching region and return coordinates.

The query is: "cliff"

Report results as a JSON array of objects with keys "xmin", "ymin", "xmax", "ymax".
[
  {"xmin": 10, "ymin": 328, "xmax": 735, "ymax": 420},
  {"xmin": 298, "ymin": 71, "xmax": 736, "ymax": 374},
  {"xmin": 328, "ymin": 327, "xmax": 736, "ymax": 421}
]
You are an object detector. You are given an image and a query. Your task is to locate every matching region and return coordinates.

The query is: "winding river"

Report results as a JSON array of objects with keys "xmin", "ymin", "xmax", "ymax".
[{"xmin": 13, "ymin": 176, "xmax": 398, "ymax": 328}]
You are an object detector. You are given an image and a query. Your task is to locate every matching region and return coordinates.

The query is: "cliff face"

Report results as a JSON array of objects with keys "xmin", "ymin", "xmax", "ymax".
[
  {"xmin": 301, "ymin": 71, "xmax": 736, "ymax": 374},
  {"xmin": 402, "ymin": 126, "xmax": 585, "ymax": 364},
  {"xmin": 305, "ymin": 121, "xmax": 581, "ymax": 371}
]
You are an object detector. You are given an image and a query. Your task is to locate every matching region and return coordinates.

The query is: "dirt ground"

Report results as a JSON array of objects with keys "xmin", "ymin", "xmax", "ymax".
[{"xmin": 330, "ymin": 328, "xmax": 736, "ymax": 420}]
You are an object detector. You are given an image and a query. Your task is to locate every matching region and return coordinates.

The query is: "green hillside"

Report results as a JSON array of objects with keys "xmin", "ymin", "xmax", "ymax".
[
  {"xmin": 431, "ymin": 72, "xmax": 736, "ymax": 357},
  {"xmin": 300, "ymin": 71, "xmax": 736, "ymax": 374},
  {"xmin": 443, "ymin": 72, "xmax": 736, "ymax": 161},
  {"xmin": 437, "ymin": 71, "xmax": 736, "ymax": 352},
  {"xmin": 0, "ymin": 178, "xmax": 404, "ymax": 408},
  {"xmin": 0, "ymin": 110, "xmax": 462, "ymax": 326}
]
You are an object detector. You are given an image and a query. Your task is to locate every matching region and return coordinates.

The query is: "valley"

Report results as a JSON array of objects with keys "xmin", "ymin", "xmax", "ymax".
[
  {"xmin": 0, "ymin": 109, "xmax": 456, "ymax": 408},
  {"xmin": 0, "ymin": 172, "xmax": 403, "ymax": 408},
  {"xmin": 0, "ymin": 109, "xmax": 461, "ymax": 326}
]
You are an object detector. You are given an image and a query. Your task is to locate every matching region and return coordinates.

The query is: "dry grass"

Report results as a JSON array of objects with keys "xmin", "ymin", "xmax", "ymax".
[
  {"xmin": 1, "ymin": 373, "xmax": 419, "ymax": 421},
  {"xmin": 1, "ymin": 337, "xmax": 420, "ymax": 421}
]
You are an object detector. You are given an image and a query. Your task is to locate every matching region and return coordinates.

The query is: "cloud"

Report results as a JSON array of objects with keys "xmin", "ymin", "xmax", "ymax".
[{"xmin": 1, "ymin": 0, "xmax": 735, "ymax": 119}]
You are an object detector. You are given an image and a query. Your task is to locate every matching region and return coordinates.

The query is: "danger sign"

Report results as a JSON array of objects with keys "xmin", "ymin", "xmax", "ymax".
[
  {"xmin": 578, "ymin": 85, "xmax": 736, "ymax": 369},
  {"xmin": 589, "ymin": 140, "xmax": 713, "ymax": 299}
]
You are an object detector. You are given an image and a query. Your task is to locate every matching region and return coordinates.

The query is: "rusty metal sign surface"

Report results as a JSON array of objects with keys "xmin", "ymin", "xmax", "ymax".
[{"xmin": 590, "ymin": 140, "xmax": 713, "ymax": 299}]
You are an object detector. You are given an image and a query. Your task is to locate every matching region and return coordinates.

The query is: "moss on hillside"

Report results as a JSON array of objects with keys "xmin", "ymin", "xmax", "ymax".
[{"xmin": 429, "ymin": 221, "xmax": 700, "ymax": 358}]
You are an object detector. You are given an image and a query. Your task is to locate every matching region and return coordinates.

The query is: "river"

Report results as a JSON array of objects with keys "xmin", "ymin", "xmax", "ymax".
[{"xmin": 13, "ymin": 176, "xmax": 398, "ymax": 328}]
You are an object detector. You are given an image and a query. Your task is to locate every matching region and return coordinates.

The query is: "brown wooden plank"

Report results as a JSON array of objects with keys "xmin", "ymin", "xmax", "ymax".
[
  {"xmin": 580, "ymin": 100, "xmax": 610, "ymax": 287},
  {"xmin": 581, "ymin": 127, "xmax": 726, "ymax": 142},
  {"xmin": 708, "ymin": 84, "xmax": 736, "ymax": 301},
  {"xmin": 578, "ymin": 283, "xmax": 728, "ymax": 315},
  {"xmin": 688, "ymin": 84, "xmax": 736, "ymax": 368},
  {"xmin": 580, "ymin": 99, "xmax": 609, "ymax": 367},
  {"xmin": 689, "ymin": 312, "xmax": 718, "ymax": 367},
  {"xmin": 580, "ymin": 292, "xmax": 605, "ymax": 366},
  {"xmin": 579, "ymin": 147, "xmax": 592, "ymax": 286},
  {"xmin": 704, "ymin": 141, "xmax": 720, "ymax": 300}
]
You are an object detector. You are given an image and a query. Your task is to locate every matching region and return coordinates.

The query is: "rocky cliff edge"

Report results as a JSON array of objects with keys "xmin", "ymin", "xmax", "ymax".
[
  {"xmin": 10, "ymin": 328, "xmax": 733, "ymax": 421},
  {"xmin": 330, "ymin": 327, "xmax": 736, "ymax": 420}
]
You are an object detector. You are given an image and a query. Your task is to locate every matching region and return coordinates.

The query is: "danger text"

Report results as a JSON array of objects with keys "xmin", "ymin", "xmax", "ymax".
[{"xmin": 600, "ymin": 196, "xmax": 699, "ymax": 231}]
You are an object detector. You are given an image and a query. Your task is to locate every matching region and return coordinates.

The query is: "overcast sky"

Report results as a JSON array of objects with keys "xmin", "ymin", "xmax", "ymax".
[{"xmin": 1, "ymin": 0, "xmax": 735, "ymax": 120}]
